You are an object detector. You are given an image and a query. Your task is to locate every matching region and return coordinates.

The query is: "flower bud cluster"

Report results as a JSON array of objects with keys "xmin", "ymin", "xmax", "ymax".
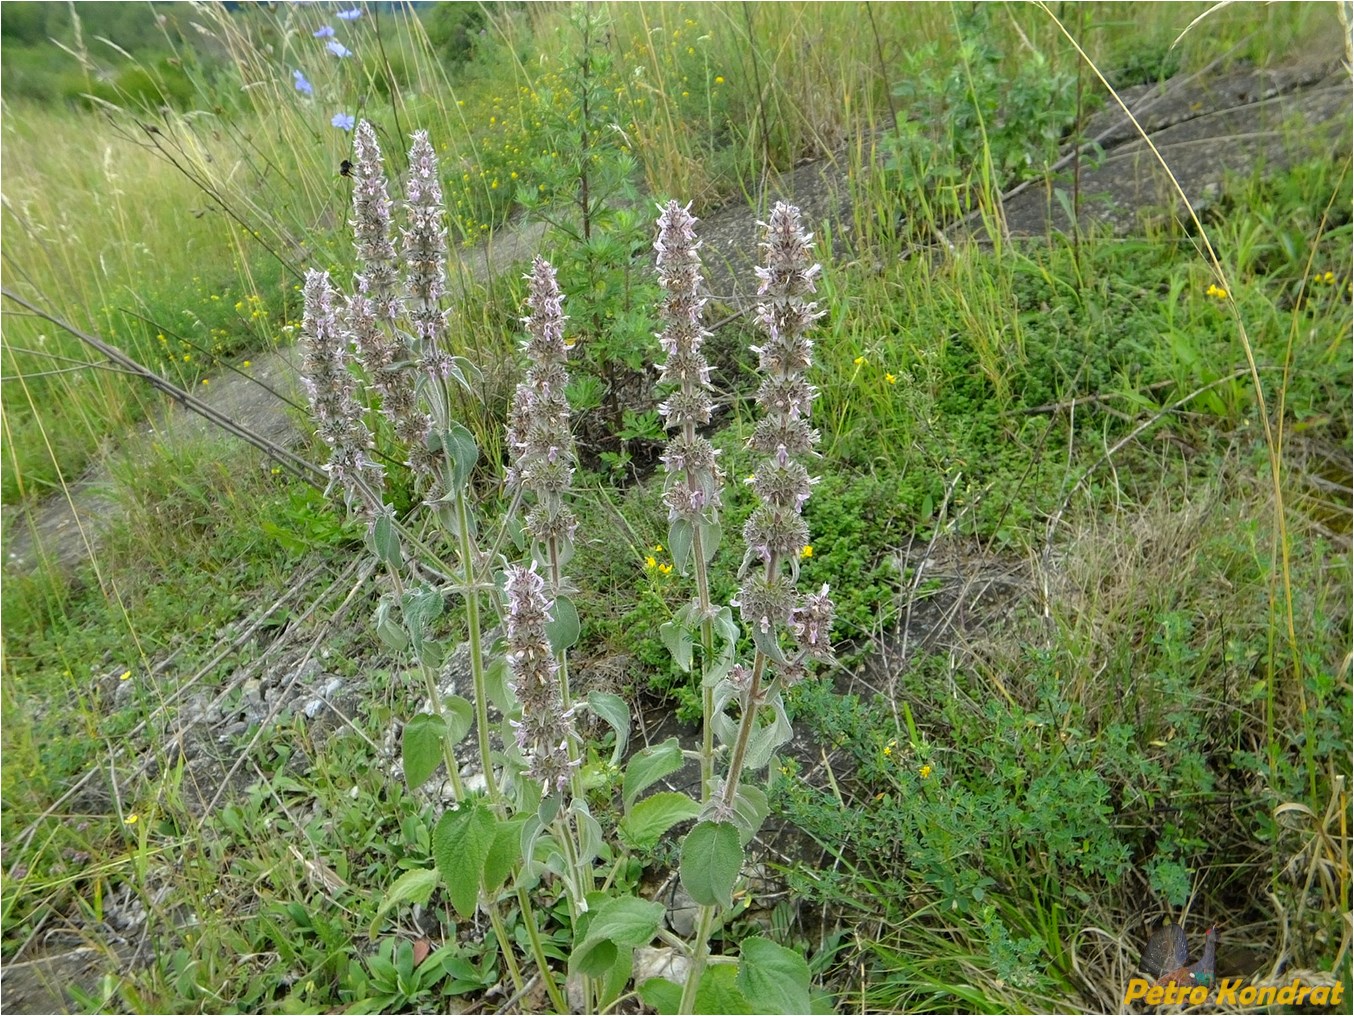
[
  {"xmin": 402, "ymin": 130, "xmax": 455, "ymax": 382},
  {"xmin": 504, "ymin": 563, "xmax": 579, "ymax": 794},
  {"xmin": 506, "ymin": 257, "xmax": 578, "ymax": 559},
  {"xmin": 347, "ymin": 122, "xmax": 435, "ymax": 481},
  {"xmin": 737, "ymin": 202, "xmax": 835, "ymax": 671},
  {"xmin": 654, "ymin": 200, "xmax": 722, "ymax": 523},
  {"xmin": 300, "ymin": 269, "xmax": 384, "ymax": 514}
]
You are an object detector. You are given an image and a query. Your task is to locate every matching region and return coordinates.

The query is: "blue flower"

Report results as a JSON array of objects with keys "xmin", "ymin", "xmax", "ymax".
[
  {"xmin": 335, "ymin": 8, "xmax": 362, "ymax": 21},
  {"xmin": 292, "ymin": 69, "xmax": 313, "ymax": 96},
  {"xmin": 313, "ymin": 25, "xmax": 335, "ymax": 38},
  {"xmin": 331, "ymin": 113, "xmax": 356, "ymax": 131},
  {"xmin": 326, "ymin": 39, "xmax": 352, "ymax": 58}
]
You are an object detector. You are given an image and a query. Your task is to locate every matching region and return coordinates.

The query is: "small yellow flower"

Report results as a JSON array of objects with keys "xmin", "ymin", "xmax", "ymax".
[
  {"xmin": 714, "ymin": 76, "xmax": 725, "ymax": 85},
  {"xmin": 653, "ymin": 543, "xmax": 664, "ymax": 552},
  {"xmin": 124, "ymin": 813, "xmax": 139, "ymax": 825},
  {"xmin": 658, "ymin": 563, "xmax": 673, "ymax": 575},
  {"xmin": 119, "ymin": 670, "xmax": 131, "ymax": 681},
  {"xmin": 801, "ymin": 545, "xmax": 813, "ymax": 559},
  {"xmin": 853, "ymin": 355, "xmax": 866, "ymax": 366},
  {"xmin": 182, "ymin": 354, "xmax": 191, "ymax": 362},
  {"xmin": 271, "ymin": 467, "xmax": 281, "ymax": 475},
  {"xmin": 1323, "ymin": 270, "xmax": 1336, "ymax": 284},
  {"xmin": 243, "ymin": 360, "xmax": 252, "ymax": 368},
  {"xmin": 919, "ymin": 764, "xmax": 933, "ymax": 779},
  {"xmin": 882, "ymin": 740, "xmax": 895, "ymax": 758},
  {"xmin": 645, "ymin": 555, "xmax": 658, "ymax": 570},
  {"xmin": 884, "ymin": 373, "xmax": 897, "ymax": 384},
  {"xmin": 1205, "ymin": 283, "xmax": 1228, "ymax": 300},
  {"xmin": 201, "ymin": 379, "xmax": 209, "ymax": 386}
]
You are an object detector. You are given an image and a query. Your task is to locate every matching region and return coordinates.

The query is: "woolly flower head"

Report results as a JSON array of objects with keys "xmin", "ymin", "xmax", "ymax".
[
  {"xmin": 654, "ymin": 200, "xmax": 722, "ymax": 524},
  {"xmin": 300, "ymin": 269, "xmax": 384, "ymax": 512},
  {"xmin": 506, "ymin": 258, "xmax": 577, "ymax": 555},
  {"xmin": 503, "ymin": 563, "xmax": 579, "ymax": 794}
]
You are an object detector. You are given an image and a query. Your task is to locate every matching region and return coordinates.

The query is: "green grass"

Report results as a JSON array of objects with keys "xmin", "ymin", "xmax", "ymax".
[{"xmin": 2, "ymin": 2, "xmax": 1350, "ymax": 1013}]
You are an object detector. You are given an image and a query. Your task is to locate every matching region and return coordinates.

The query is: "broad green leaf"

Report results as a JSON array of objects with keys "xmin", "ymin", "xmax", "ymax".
[
  {"xmin": 680, "ymin": 821, "xmax": 742, "ymax": 909},
  {"xmin": 598, "ymin": 938, "xmax": 634, "ymax": 1010},
  {"xmin": 571, "ymin": 799, "xmax": 605, "ymax": 863},
  {"xmin": 367, "ymin": 867, "xmax": 439, "ymax": 940},
  {"xmin": 587, "ymin": 691, "xmax": 630, "ymax": 764},
  {"xmin": 660, "ymin": 619, "xmax": 694, "ymax": 673},
  {"xmin": 697, "ymin": 519, "xmax": 722, "ymax": 563},
  {"xmin": 433, "ymin": 804, "xmax": 495, "ymax": 919},
  {"xmin": 619, "ymin": 792, "xmax": 700, "ymax": 851},
  {"xmin": 400, "ymin": 587, "xmax": 443, "ymax": 651},
  {"xmin": 582, "ymin": 896, "xmax": 665, "ymax": 948},
  {"xmin": 571, "ymin": 896, "xmax": 664, "ymax": 976},
  {"xmin": 736, "ymin": 937, "xmax": 812, "ymax": 1015},
  {"xmin": 446, "ymin": 422, "xmax": 479, "ymax": 489},
  {"xmin": 484, "ymin": 655, "xmax": 512, "ymax": 714},
  {"xmin": 696, "ymin": 963, "xmax": 754, "ymax": 1015},
  {"xmin": 668, "ymin": 517, "xmax": 693, "ymax": 573},
  {"xmin": 369, "ymin": 510, "xmax": 402, "ymax": 568},
  {"xmin": 374, "ymin": 598, "xmax": 407, "ymax": 651},
  {"xmin": 623, "ymin": 737, "xmax": 684, "ymax": 811},
  {"xmin": 545, "ymin": 595, "xmax": 581, "ymax": 653},
  {"xmin": 731, "ymin": 785, "xmax": 771, "ymax": 845},
  {"xmin": 572, "ymin": 937, "xmax": 618, "ymax": 978},
  {"xmin": 402, "ymin": 713, "xmax": 446, "ymax": 791},
  {"xmin": 443, "ymin": 695, "xmax": 474, "ymax": 745},
  {"xmin": 743, "ymin": 696, "xmax": 793, "ymax": 772},
  {"xmin": 638, "ymin": 977, "xmax": 682, "ymax": 1015},
  {"xmin": 482, "ymin": 816, "xmax": 527, "ymax": 895},
  {"xmin": 750, "ymin": 623, "xmax": 786, "ymax": 663}
]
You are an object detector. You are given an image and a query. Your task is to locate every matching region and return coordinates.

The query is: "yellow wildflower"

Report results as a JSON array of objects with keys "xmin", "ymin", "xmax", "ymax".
[
  {"xmin": 658, "ymin": 563, "xmax": 673, "ymax": 575},
  {"xmin": 1205, "ymin": 283, "xmax": 1228, "ymax": 300},
  {"xmin": 919, "ymin": 764, "xmax": 933, "ymax": 779},
  {"xmin": 645, "ymin": 555, "xmax": 658, "ymax": 570},
  {"xmin": 119, "ymin": 670, "xmax": 131, "ymax": 681},
  {"xmin": 124, "ymin": 813, "xmax": 139, "ymax": 825},
  {"xmin": 853, "ymin": 355, "xmax": 866, "ymax": 366},
  {"xmin": 715, "ymin": 76, "xmax": 725, "ymax": 85},
  {"xmin": 884, "ymin": 373, "xmax": 897, "ymax": 384},
  {"xmin": 243, "ymin": 360, "xmax": 252, "ymax": 368},
  {"xmin": 801, "ymin": 545, "xmax": 813, "ymax": 559}
]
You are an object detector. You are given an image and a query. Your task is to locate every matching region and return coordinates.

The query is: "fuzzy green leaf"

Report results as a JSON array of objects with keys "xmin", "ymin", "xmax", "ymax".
[
  {"xmin": 638, "ymin": 977, "xmax": 682, "ymax": 1015},
  {"xmin": 587, "ymin": 690, "xmax": 630, "ymax": 764},
  {"xmin": 443, "ymin": 695, "xmax": 474, "ymax": 745},
  {"xmin": 401, "ymin": 713, "xmax": 446, "ymax": 791},
  {"xmin": 619, "ymin": 791, "xmax": 700, "ymax": 851},
  {"xmin": 482, "ymin": 816, "xmax": 527, "ymax": 895},
  {"xmin": 660, "ymin": 619, "xmax": 694, "ymax": 673},
  {"xmin": 570, "ymin": 896, "xmax": 665, "ymax": 976},
  {"xmin": 368, "ymin": 867, "xmax": 438, "ymax": 940},
  {"xmin": 680, "ymin": 821, "xmax": 742, "ymax": 909},
  {"xmin": 736, "ymin": 937, "xmax": 811, "ymax": 1015},
  {"xmin": 623, "ymin": 737, "xmax": 684, "ymax": 812},
  {"xmin": 433, "ymin": 804, "xmax": 495, "ymax": 919},
  {"xmin": 545, "ymin": 595, "xmax": 581, "ymax": 653},
  {"xmin": 697, "ymin": 964, "xmax": 754, "ymax": 1014}
]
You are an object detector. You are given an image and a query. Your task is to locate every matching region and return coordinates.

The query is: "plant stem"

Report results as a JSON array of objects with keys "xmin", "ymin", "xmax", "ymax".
[
  {"xmin": 719, "ymin": 649, "xmax": 768, "ymax": 811},
  {"xmin": 516, "ymin": 885, "xmax": 568, "ymax": 1013},
  {"xmin": 689, "ymin": 521, "xmax": 716, "ymax": 801},
  {"xmin": 389, "ymin": 565, "xmax": 466, "ymax": 799},
  {"xmin": 456, "ymin": 486, "xmax": 500, "ymax": 806},
  {"xmin": 677, "ymin": 903, "xmax": 718, "ymax": 1015},
  {"xmin": 487, "ymin": 898, "xmax": 526, "ymax": 997}
]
